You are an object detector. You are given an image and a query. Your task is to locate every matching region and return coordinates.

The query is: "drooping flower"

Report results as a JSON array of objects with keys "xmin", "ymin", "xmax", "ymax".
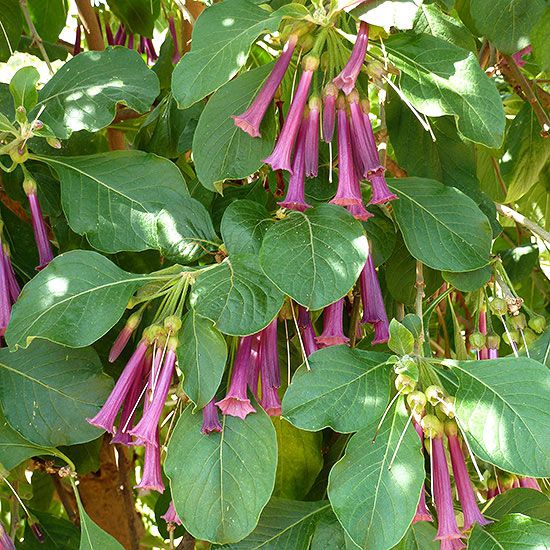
[
  {"xmin": 278, "ymin": 116, "xmax": 311, "ymax": 212},
  {"xmin": 0, "ymin": 522, "xmax": 15, "ymax": 550},
  {"xmin": 0, "ymin": 247, "xmax": 11, "ymax": 338},
  {"xmin": 137, "ymin": 36, "xmax": 145, "ymax": 54},
  {"xmin": 519, "ymin": 477, "xmax": 542, "ymax": 491},
  {"xmin": 73, "ymin": 23, "xmax": 82, "ymax": 56},
  {"xmin": 412, "ymin": 420, "xmax": 433, "ymax": 524},
  {"xmin": 2, "ymin": 243, "xmax": 20, "ymax": 302},
  {"xmin": 127, "ymin": 34, "xmax": 135, "ymax": 50},
  {"xmin": 130, "ymin": 336, "xmax": 178, "ymax": 446},
  {"xmin": 305, "ymin": 96, "xmax": 321, "ymax": 177},
  {"xmin": 162, "ymin": 501, "xmax": 182, "ymax": 526},
  {"xmin": 216, "ymin": 336, "xmax": 256, "ymax": 419},
  {"xmin": 168, "ymin": 16, "xmax": 180, "ymax": 63},
  {"xmin": 512, "ymin": 45, "xmax": 532, "ymax": 68},
  {"xmin": 360, "ymin": 254, "xmax": 389, "ymax": 344},
  {"xmin": 333, "ymin": 21, "xmax": 369, "ymax": 95},
  {"xmin": 247, "ymin": 332, "xmax": 262, "ymax": 398},
  {"xmin": 346, "ymin": 202, "xmax": 373, "ymax": 221},
  {"xmin": 105, "ymin": 21, "xmax": 115, "ymax": 46},
  {"xmin": 259, "ymin": 319, "xmax": 280, "ymax": 388},
  {"xmin": 477, "ymin": 310, "xmax": 489, "ymax": 360},
  {"xmin": 264, "ymin": 55, "xmax": 318, "ymax": 173},
  {"xmin": 368, "ymin": 171, "xmax": 397, "ymax": 205},
  {"xmin": 440, "ymin": 539, "xmax": 466, "ymax": 550},
  {"xmin": 135, "ymin": 435, "xmax": 164, "ymax": 493},
  {"xmin": 143, "ymin": 38, "xmax": 158, "ymax": 64},
  {"xmin": 445, "ymin": 421, "xmax": 490, "ymax": 530},
  {"xmin": 201, "ymin": 398, "xmax": 222, "ymax": 435},
  {"xmin": 316, "ymin": 298, "xmax": 349, "ymax": 347},
  {"xmin": 233, "ymin": 34, "xmax": 298, "ymax": 138},
  {"xmin": 23, "ymin": 174, "xmax": 54, "ymax": 270},
  {"xmin": 260, "ymin": 385, "xmax": 282, "ymax": 417},
  {"xmin": 322, "ymin": 83, "xmax": 338, "ymax": 143},
  {"xmin": 330, "ymin": 96, "xmax": 363, "ymax": 206},
  {"xmin": 109, "ymin": 310, "xmax": 144, "ymax": 363},
  {"xmin": 297, "ymin": 306, "xmax": 318, "ymax": 357},
  {"xmin": 114, "ymin": 24, "xmax": 126, "ymax": 46}
]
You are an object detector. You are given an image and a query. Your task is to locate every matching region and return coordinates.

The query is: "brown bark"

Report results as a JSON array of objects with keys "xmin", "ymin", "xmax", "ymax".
[{"xmin": 181, "ymin": 1, "xmax": 205, "ymax": 54}]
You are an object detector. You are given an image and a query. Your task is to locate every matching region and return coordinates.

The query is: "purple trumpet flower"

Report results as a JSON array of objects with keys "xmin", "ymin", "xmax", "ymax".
[
  {"xmin": 259, "ymin": 319, "xmax": 280, "ymax": 388},
  {"xmin": 305, "ymin": 97, "xmax": 320, "ymax": 177},
  {"xmin": 316, "ymin": 298, "xmax": 349, "ymax": 347},
  {"xmin": 136, "ymin": 435, "xmax": 164, "ymax": 493},
  {"xmin": 127, "ymin": 34, "xmax": 134, "ymax": 50},
  {"xmin": 114, "ymin": 24, "xmax": 126, "ymax": 46},
  {"xmin": 333, "ymin": 21, "xmax": 369, "ymax": 95},
  {"xmin": 432, "ymin": 434, "xmax": 463, "ymax": 541},
  {"xmin": 330, "ymin": 98, "xmax": 363, "ymax": 206},
  {"xmin": 168, "ymin": 16, "xmax": 181, "ymax": 64},
  {"xmin": 260, "ymin": 385, "xmax": 282, "ymax": 417},
  {"xmin": 201, "ymin": 398, "xmax": 222, "ymax": 435},
  {"xmin": 368, "ymin": 172, "xmax": 397, "ymax": 205},
  {"xmin": 278, "ymin": 116, "xmax": 311, "ymax": 212},
  {"xmin": 446, "ymin": 422, "xmax": 490, "ymax": 530},
  {"xmin": 0, "ymin": 247, "xmax": 11, "ymax": 338},
  {"xmin": 2, "ymin": 244, "xmax": 20, "ymax": 302},
  {"xmin": 413, "ymin": 420, "xmax": 433, "ymax": 524},
  {"xmin": 477, "ymin": 311, "xmax": 489, "ymax": 360},
  {"xmin": 0, "ymin": 522, "xmax": 15, "ymax": 550},
  {"xmin": 348, "ymin": 91, "xmax": 380, "ymax": 178},
  {"xmin": 322, "ymin": 83, "xmax": 338, "ymax": 143},
  {"xmin": 73, "ymin": 23, "xmax": 82, "ymax": 56},
  {"xmin": 440, "ymin": 539, "xmax": 466, "ymax": 550},
  {"xmin": 23, "ymin": 176, "xmax": 54, "ymax": 270},
  {"xmin": 297, "ymin": 306, "xmax": 318, "ymax": 357},
  {"xmin": 105, "ymin": 22, "xmax": 115, "ymax": 46},
  {"xmin": 233, "ymin": 34, "xmax": 298, "ymax": 138},
  {"xmin": 512, "ymin": 45, "xmax": 531, "ymax": 68},
  {"xmin": 346, "ymin": 202, "xmax": 373, "ymax": 221},
  {"xmin": 247, "ymin": 332, "xmax": 262, "ymax": 399},
  {"xmin": 138, "ymin": 36, "xmax": 145, "ymax": 54},
  {"xmin": 88, "ymin": 338, "xmax": 150, "ymax": 433},
  {"xmin": 216, "ymin": 336, "xmax": 256, "ymax": 419},
  {"xmin": 360, "ymin": 255, "xmax": 389, "ymax": 344},
  {"xmin": 162, "ymin": 501, "xmax": 182, "ymax": 525},
  {"xmin": 109, "ymin": 310, "xmax": 143, "ymax": 363},
  {"xmin": 130, "ymin": 337, "xmax": 178, "ymax": 446},
  {"xmin": 144, "ymin": 38, "xmax": 158, "ymax": 64},
  {"xmin": 264, "ymin": 56, "xmax": 318, "ymax": 173},
  {"xmin": 520, "ymin": 477, "xmax": 542, "ymax": 491}
]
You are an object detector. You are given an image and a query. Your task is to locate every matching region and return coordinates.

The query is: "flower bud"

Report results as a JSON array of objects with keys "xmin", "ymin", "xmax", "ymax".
[
  {"xmin": 444, "ymin": 419, "xmax": 459, "ymax": 438},
  {"xmin": 500, "ymin": 472, "xmax": 516, "ymax": 491},
  {"xmin": 302, "ymin": 54, "xmax": 320, "ymax": 72},
  {"xmin": 32, "ymin": 120, "xmax": 44, "ymax": 131},
  {"xmin": 46, "ymin": 137, "xmax": 62, "ymax": 149},
  {"xmin": 528, "ymin": 314, "xmax": 546, "ymax": 334},
  {"xmin": 163, "ymin": 315, "xmax": 182, "ymax": 334},
  {"xmin": 395, "ymin": 373, "xmax": 416, "ymax": 394},
  {"xmin": 9, "ymin": 143, "xmax": 29, "ymax": 164},
  {"xmin": 489, "ymin": 297, "xmax": 507, "ymax": 315},
  {"xmin": 421, "ymin": 414, "xmax": 443, "ymax": 439},
  {"xmin": 425, "ymin": 385, "xmax": 445, "ymax": 406},
  {"xmin": 438, "ymin": 396, "xmax": 455, "ymax": 419},
  {"xmin": 23, "ymin": 173, "xmax": 38, "ymax": 196},
  {"xmin": 15, "ymin": 105, "xmax": 27, "ymax": 124},
  {"xmin": 469, "ymin": 330, "xmax": 486, "ymax": 349},
  {"xmin": 143, "ymin": 324, "xmax": 164, "ymax": 343},
  {"xmin": 522, "ymin": 328, "xmax": 538, "ymax": 346},
  {"xmin": 503, "ymin": 330, "xmax": 519, "ymax": 345},
  {"xmin": 406, "ymin": 390, "xmax": 426, "ymax": 414},
  {"xmin": 509, "ymin": 312, "xmax": 526, "ymax": 330},
  {"xmin": 486, "ymin": 333, "xmax": 500, "ymax": 350}
]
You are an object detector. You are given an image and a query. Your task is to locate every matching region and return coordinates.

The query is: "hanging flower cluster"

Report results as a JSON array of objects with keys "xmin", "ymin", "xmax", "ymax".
[
  {"xmin": 0, "ymin": 225, "xmax": 21, "ymax": 340},
  {"xmin": 232, "ymin": 21, "xmax": 396, "ymax": 220}
]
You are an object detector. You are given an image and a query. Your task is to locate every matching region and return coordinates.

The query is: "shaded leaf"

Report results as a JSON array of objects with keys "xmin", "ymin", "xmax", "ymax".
[
  {"xmin": 107, "ymin": 0, "xmax": 160, "ymax": 36},
  {"xmin": 442, "ymin": 266, "xmax": 492, "ymax": 292},
  {"xmin": 9, "ymin": 66, "xmax": 40, "ymax": 112},
  {"xmin": 0, "ymin": 0, "xmax": 23, "ymax": 61},
  {"xmin": 531, "ymin": 8, "xmax": 550, "ymax": 71},
  {"xmin": 28, "ymin": 0, "xmax": 68, "ymax": 43},
  {"xmin": 485, "ymin": 488, "xmax": 550, "ymax": 523}
]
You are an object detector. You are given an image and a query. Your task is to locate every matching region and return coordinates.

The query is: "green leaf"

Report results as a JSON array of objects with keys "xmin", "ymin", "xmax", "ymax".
[
  {"xmin": 220, "ymin": 199, "xmax": 273, "ymax": 256},
  {"xmin": 282, "ymin": 346, "xmax": 391, "ymax": 433},
  {"xmin": 178, "ymin": 310, "xmax": 228, "ymax": 410},
  {"xmin": 531, "ymin": 8, "xmax": 550, "ymax": 71},
  {"xmin": 35, "ymin": 151, "xmax": 218, "ymax": 261},
  {"xmin": 165, "ymin": 404, "xmax": 278, "ymax": 544},
  {"xmin": 328, "ymin": 399, "xmax": 425, "ymax": 550},
  {"xmin": 388, "ymin": 319, "xmax": 415, "ymax": 356},
  {"xmin": 391, "ymin": 522, "xmax": 438, "ymax": 549},
  {"xmin": 172, "ymin": 0, "xmax": 301, "ymax": 108},
  {"xmin": 449, "ymin": 357, "xmax": 550, "ymax": 477},
  {"xmin": 35, "ymin": 48, "xmax": 160, "ymax": 138},
  {"xmin": 503, "ymin": 104, "xmax": 550, "ymax": 203},
  {"xmin": 442, "ymin": 266, "xmax": 492, "ymax": 292},
  {"xmin": 364, "ymin": 208, "xmax": 397, "ymax": 268},
  {"xmin": 107, "ymin": 0, "xmax": 160, "ymax": 36},
  {"xmin": 5, "ymin": 250, "xmax": 149, "ymax": 349},
  {"xmin": 193, "ymin": 63, "xmax": 277, "ymax": 192},
  {"xmin": 469, "ymin": 513, "xmax": 550, "ymax": 549},
  {"xmin": 75, "ymin": 490, "xmax": 124, "ymax": 550},
  {"xmin": 28, "ymin": 0, "xmax": 68, "ymax": 43},
  {"xmin": 273, "ymin": 419, "xmax": 324, "ymax": 499},
  {"xmin": 260, "ymin": 205, "xmax": 369, "ymax": 310},
  {"xmin": 352, "ymin": 0, "xmax": 422, "ymax": 31},
  {"xmin": 22, "ymin": 510, "xmax": 80, "ymax": 550},
  {"xmin": 0, "ymin": 341, "xmax": 112, "ymax": 447},
  {"xmin": 9, "ymin": 66, "xmax": 40, "ymax": 112},
  {"xmin": 0, "ymin": 408, "xmax": 54, "ymax": 469},
  {"xmin": 385, "ymin": 32, "xmax": 505, "ymax": 148},
  {"xmin": 191, "ymin": 253, "xmax": 284, "ymax": 336},
  {"xmin": 0, "ymin": 0, "xmax": 23, "ymax": 61},
  {"xmin": 485, "ymin": 488, "xmax": 550, "ymax": 523},
  {"xmin": 219, "ymin": 498, "xmax": 332, "ymax": 549},
  {"xmin": 470, "ymin": 0, "xmax": 547, "ymax": 54},
  {"xmin": 526, "ymin": 328, "xmax": 550, "ymax": 368},
  {"xmin": 388, "ymin": 178, "xmax": 493, "ymax": 272}
]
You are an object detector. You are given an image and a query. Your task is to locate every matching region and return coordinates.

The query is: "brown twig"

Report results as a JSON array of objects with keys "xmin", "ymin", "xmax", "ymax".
[
  {"xmin": 114, "ymin": 445, "xmax": 140, "ymax": 550},
  {"xmin": 490, "ymin": 157, "xmax": 508, "ymax": 198},
  {"xmin": 495, "ymin": 203, "xmax": 550, "ymax": 243},
  {"xmin": 51, "ymin": 475, "xmax": 79, "ymax": 525},
  {"xmin": 18, "ymin": 0, "xmax": 53, "ymax": 74}
]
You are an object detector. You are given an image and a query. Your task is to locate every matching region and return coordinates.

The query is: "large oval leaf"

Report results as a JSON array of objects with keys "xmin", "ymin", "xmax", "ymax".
[
  {"xmin": 6, "ymin": 250, "xmax": 149, "ymax": 349},
  {"xmin": 260, "ymin": 205, "xmax": 369, "ymax": 310},
  {"xmin": 35, "ymin": 151, "xmax": 218, "ymax": 261},
  {"xmin": 0, "ymin": 341, "xmax": 112, "ymax": 447},
  {"xmin": 449, "ymin": 357, "xmax": 550, "ymax": 477},
  {"xmin": 389, "ymin": 178, "xmax": 492, "ymax": 272},
  {"xmin": 190, "ymin": 253, "xmax": 285, "ymax": 336},
  {"xmin": 34, "ymin": 48, "xmax": 159, "ymax": 138},
  {"xmin": 328, "ymin": 399, "xmax": 424, "ymax": 550},
  {"xmin": 177, "ymin": 310, "xmax": 228, "ymax": 410},
  {"xmin": 165, "ymin": 404, "xmax": 277, "ymax": 544},
  {"xmin": 485, "ymin": 488, "xmax": 550, "ymax": 523},
  {"xmin": 282, "ymin": 346, "xmax": 391, "ymax": 433}
]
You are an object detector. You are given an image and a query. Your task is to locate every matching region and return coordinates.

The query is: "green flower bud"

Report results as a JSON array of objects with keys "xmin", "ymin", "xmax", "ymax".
[
  {"xmin": 9, "ymin": 143, "xmax": 29, "ymax": 164},
  {"xmin": 46, "ymin": 137, "xmax": 62, "ymax": 149},
  {"xmin": 395, "ymin": 373, "xmax": 416, "ymax": 395},
  {"xmin": 486, "ymin": 333, "xmax": 500, "ymax": 350},
  {"xmin": 406, "ymin": 390, "xmax": 426, "ymax": 414},
  {"xmin": 469, "ymin": 331, "xmax": 486, "ymax": 349},
  {"xmin": 528, "ymin": 314, "xmax": 546, "ymax": 334},
  {"xmin": 444, "ymin": 419, "xmax": 459, "ymax": 438},
  {"xmin": 438, "ymin": 396, "xmax": 455, "ymax": 419},
  {"xmin": 425, "ymin": 385, "xmax": 445, "ymax": 406},
  {"xmin": 503, "ymin": 330, "xmax": 519, "ymax": 345},
  {"xmin": 509, "ymin": 313, "xmax": 527, "ymax": 330},
  {"xmin": 163, "ymin": 315, "xmax": 182, "ymax": 334},
  {"xmin": 489, "ymin": 298, "xmax": 507, "ymax": 315},
  {"xmin": 522, "ymin": 328, "xmax": 538, "ymax": 346},
  {"xmin": 421, "ymin": 414, "xmax": 443, "ymax": 439}
]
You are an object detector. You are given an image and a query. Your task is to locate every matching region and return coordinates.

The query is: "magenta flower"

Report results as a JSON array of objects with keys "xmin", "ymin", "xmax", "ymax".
[
  {"xmin": 105, "ymin": 22, "xmax": 115, "ymax": 46},
  {"xmin": 259, "ymin": 319, "xmax": 280, "ymax": 388},
  {"xmin": 316, "ymin": 298, "xmax": 349, "ymax": 347},
  {"xmin": 360, "ymin": 255, "xmax": 389, "ymax": 344},
  {"xmin": 412, "ymin": 420, "xmax": 433, "ymax": 524},
  {"xmin": 73, "ymin": 23, "xmax": 82, "ymax": 56},
  {"xmin": 144, "ymin": 38, "xmax": 158, "ymax": 64},
  {"xmin": 130, "ymin": 337, "xmax": 178, "ymax": 446},
  {"xmin": 109, "ymin": 310, "xmax": 143, "ymax": 363},
  {"xmin": 297, "ymin": 306, "xmax": 318, "ymax": 357},
  {"xmin": 333, "ymin": 21, "xmax": 369, "ymax": 95},
  {"xmin": 368, "ymin": 172, "xmax": 397, "ymax": 205},
  {"xmin": 216, "ymin": 336, "xmax": 256, "ymax": 419},
  {"xmin": 2, "ymin": 244, "xmax": 20, "ymax": 302},
  {"xmin": 348, "ymin": 91, "xmax": 380, "ymax": 178},
  {"xmin": 23, "ymin": 176, "xmax": 54, "ymax": 270},
  {"xmin": 247, "ymin": 332, "xmax": 262, "ymax": 398},
  {"xmin": 264, "ymin": 56, "xmax": 318, "ymax": 173},
  {"xmin": 432, "ymin": 435, "xmax": 463, "ymax": 541},
  {"xmin": 278, "ymin": 116, "xmax": 311, "ymax": 212},
  {"xmin": 135, "ymin": 436, "xmax": 164, "ymax": 493},
  {"xmin": 330, "ymin": 98, "xmax": 363, "ymax": 206},
  {"xmin": 260, "ymin": 385, "xmax": 282, "ymax": 417},
  {"xmin": 446, "ymin": 423, "xmax": 490, "ymax": 530},
  {"xmin": 0, "ymin": 250, "xmax": 11, "ymax": 338},
  {"xmin": 0, "ymin": 522, "xmax": 15, "ymax": 550},
  {"xmin": 88, "ymin": 337, "xmax": 150, "ymax": 433},
  {"xmin": 520, "ymin": 477, "xmax": 542, "ymax": 491},
  {"xmin": 512, "ymin": 45, "xmax": 531, "ymax": 68},
  {"xmin": 114, "ymin": 24, "xmax": 126, "ymax": 46},
  {"xmin": 233, "ymin": 34, "xmax": 298, "ymax": 138},
  {"xmin": 201, "ymin": 398, "xmax": 222, "ymax": 435},
  {"xmin": 440, "ymin": 539, "xmax": 466, "ymax": 550},
  {"xmin": 127, "ymin": 34, "xmax": 135, "ymax": 50},
  {"xmin": 162, "ymin": 501, "xmax": 182, "ymax": 526},
  {"xmin": 168, "ymin": 16, "xmax": 180, "ymax": 63},
  {"xmin": 137, "ymin": 36, "xmax": 145, "ymax": 54},
  {"xmin": 346, "ymin": 202, "xmax": 373, "ymax": 221},
  {"xmin": 305, "ymin": 97, "xmax": 321, "ymax": 177},
  {"xmin": 477, "ymin": 310, "xmax": 489, "ymax": 360},
  {"xmin": 322, "ymin": 83, "xmax": 338, "ymax": 143}
]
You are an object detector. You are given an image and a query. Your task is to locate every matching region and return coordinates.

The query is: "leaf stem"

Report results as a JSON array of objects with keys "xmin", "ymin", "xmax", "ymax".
[{"xmin": 495, "ymin": 203, "xmax": 550, "ymax": 244}]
